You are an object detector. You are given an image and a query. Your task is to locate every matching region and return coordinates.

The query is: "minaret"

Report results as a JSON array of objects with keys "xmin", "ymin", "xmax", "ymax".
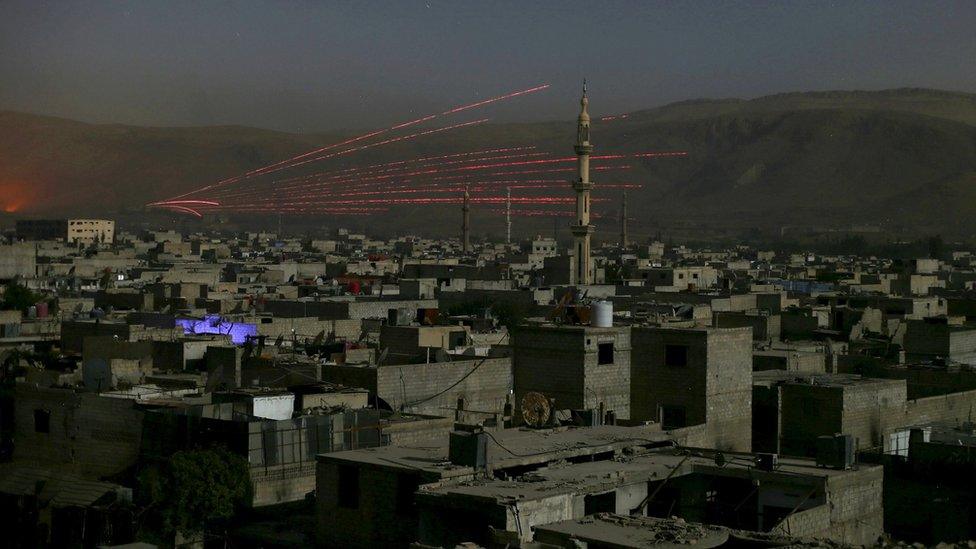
[
  {"xmin": 570, "ymin": 81, "xmax": 595, "ymax": 285},
  {"xmin": 620, "ymin": 191, "xmax": 629, "ymax": 248},
  {"xmin": 461, "ymin": 186, "xmax": 471, "ymax": 253}
]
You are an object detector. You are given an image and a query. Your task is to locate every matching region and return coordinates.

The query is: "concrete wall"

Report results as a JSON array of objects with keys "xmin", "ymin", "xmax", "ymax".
[
  {"xmin": 0, "ymin": 242, "xmax": 37, "ymax": 279},
  {"xmin": 378, "ymin": 358, "xmax": 512, "ymax": 417},
  {"xmin": 513, "ymin": 326, "xmax": 631, "ymax": 420},
  {"xmin": 322, "ymin": 358, "xmax": 512, "ymax": 418},
  {"xmin": 316, "ymin": 458, "xmax": 453, "ymax": 549},
  {"xmin": 12, "ymin": 384, "xmax": 143, "ymax": 479},
  {"xmin": 631, "ymin": 327, "xmax": 752, "ymax": 451},
  {"xmin": 780, "ymin": 379, "xmax": 907, "ymax": 456}
]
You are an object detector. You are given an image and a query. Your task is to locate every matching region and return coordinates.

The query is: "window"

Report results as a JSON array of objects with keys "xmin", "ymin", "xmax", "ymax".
[
  {"xmin": 661, "ymin": 405, "xmax": 687, "ymax": 430},
  {"xmin": 337, "ymin": 465, "xmax": 360, "ymax": 509},
  {"xmin": 584, "ymin": 491, "xmax": 616, "ymax": 515},
  {"xmin": 664, "ymin": 345, "xmax": 688, "ymax": 367},
  {"xmin": 598, "ymin": 342, "xmax": 614, "ymax": 365},
  {"xmin": 34, "ymin": 409, "xmax": 50, "ymax": 433}
]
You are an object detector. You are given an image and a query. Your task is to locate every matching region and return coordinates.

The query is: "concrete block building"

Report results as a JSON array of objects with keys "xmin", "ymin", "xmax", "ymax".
[
  {"xmin": 417, "ymin": 449, "xmax": 883, "ymax": 547},
  {"xmin": 67, "ymin": 219, "xmax": 115, "ymax": 245},
  {"xmin": 631, "ymin": 326, "xmax": 753, "ymax": 451},
  {"xmin": 321, "ymin": 357, "xmax": 513, "ymax": 417},
  {"xmin": 513, "ymin": 325, "xmax": 631, "ymax": 420}
]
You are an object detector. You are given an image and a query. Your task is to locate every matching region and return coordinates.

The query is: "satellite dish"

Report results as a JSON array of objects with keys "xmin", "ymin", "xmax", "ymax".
[{"xmin": 521, "ymin": 392, "xmax": 552, "ymax": 428}]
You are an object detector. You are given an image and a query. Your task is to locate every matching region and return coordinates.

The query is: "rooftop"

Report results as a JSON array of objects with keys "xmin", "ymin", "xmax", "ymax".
[{"xmin": 319, "ymin": 424, "xmax": 672, "ymax": 474}]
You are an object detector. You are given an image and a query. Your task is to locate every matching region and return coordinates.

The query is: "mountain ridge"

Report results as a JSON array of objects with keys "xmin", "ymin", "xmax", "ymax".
[{"xmin": 2, "ymin": 87, "xmax": 975, "ymax": 236}]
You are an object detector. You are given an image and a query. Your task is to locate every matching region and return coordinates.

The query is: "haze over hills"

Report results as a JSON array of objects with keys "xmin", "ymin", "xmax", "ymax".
[{"xmin": 2, "ymin": 87, "xmax": 976, "ymax": 237}]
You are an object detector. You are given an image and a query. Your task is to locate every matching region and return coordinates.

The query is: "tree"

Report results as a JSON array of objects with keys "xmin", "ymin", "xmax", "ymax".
[
  {"xmin": 1, "ymin": 280, "xmax": 40, "ymax": 312},
  {"xmin": 139, "ymin": 446, "xmax": 252, "ymax": 539}
]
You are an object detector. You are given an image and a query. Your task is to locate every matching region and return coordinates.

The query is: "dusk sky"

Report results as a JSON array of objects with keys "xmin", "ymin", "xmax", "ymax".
[{"xmin": 2, "ymin": 0, "xmax": 975, "ymax": 133}]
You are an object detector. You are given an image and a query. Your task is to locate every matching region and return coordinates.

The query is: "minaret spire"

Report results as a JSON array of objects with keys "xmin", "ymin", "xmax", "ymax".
[{"xmin": 570, "ymin": 80, "xmax": 595, "ymax": 285}]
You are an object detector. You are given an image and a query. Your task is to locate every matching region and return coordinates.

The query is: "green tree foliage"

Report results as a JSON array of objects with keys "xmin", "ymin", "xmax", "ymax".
[
  {"xmin": 1, "ymin": 280, "xmax": 40, "ymax": 312},
  {"xmin": 139, "ymin": 446, "xmax": 252, "ymax": 538}
]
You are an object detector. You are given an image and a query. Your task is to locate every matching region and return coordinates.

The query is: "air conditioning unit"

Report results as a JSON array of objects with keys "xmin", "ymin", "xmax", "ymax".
[{"xmin": 816, "ymin": 433, "xmax": 856, "ymax": 469}]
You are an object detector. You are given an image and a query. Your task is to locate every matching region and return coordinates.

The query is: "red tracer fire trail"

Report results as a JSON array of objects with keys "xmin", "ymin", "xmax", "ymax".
[
  {"xmin": 153, "ymin": 84, "xmax": 550, "ymax": 203},
  {"xmin": 214, "ymin": 151, "xmax": 653, "ymax": 202},
  {"xmin": 212, "ymin": 150, "xmax": 550, "ymax": 201}
]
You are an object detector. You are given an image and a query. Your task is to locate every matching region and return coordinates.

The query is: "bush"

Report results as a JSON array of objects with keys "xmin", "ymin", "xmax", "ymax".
[{"xmin": 139, "ymin": 446, "xmax": 252, "ymax": 539}]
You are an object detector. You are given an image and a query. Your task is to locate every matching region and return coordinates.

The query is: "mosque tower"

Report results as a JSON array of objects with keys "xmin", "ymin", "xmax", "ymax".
[{"xmin": 570, "ymin": 81, "xmax": 595, "ymax": 284}]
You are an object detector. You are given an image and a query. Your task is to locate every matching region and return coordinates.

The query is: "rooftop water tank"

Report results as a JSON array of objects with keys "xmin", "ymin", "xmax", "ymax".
[{"xmin": 592, "ymin": 300, "xmax": 613, "ymax": 327}]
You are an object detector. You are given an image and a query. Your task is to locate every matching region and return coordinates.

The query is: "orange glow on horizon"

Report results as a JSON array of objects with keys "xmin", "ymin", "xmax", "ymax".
[{"xmin": 0, "ymin": 179, "xmax": 37, "ymax": 213}]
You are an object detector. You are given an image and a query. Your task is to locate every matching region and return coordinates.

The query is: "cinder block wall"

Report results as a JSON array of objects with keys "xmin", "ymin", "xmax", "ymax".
[
  {"xmin": 316, "ymin": 458, "xmax": 446, "ymax": 549},
  {"xmin": 377, "ymin": 358, "xmax": 512, "ymax": 417},
  {"xmin": 705, "ymin": 327, "xmax": 753, "ymax": 451},
  {"xmin": 13, "ymin": 384, "xmax": 143, "ymax": 479},
  {"xmin": 513, "ymin": 326, "xmax": 631, "ymax": 419},
  {"xmin": 780, "ymin": 384, "xmax": 844, "ymax": 456},
  {"xmin": 631, "ymin": 327, "xmax": 752, "ymax": 452},
  {"xmin": 631, "ymin": 328, "xmax": 709, "ymax": 425}
]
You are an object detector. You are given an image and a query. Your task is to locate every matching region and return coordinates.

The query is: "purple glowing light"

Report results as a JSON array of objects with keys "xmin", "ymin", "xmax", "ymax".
[{"xmin": 175, "ymin": 315, "xmax": 257, "ymax": 344}]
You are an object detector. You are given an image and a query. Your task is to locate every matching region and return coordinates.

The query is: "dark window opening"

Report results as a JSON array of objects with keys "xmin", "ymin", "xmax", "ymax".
[
  {"xmin": 598, "ymin": 342, "xmax": 614, "ymax": 365},
  {"xmin": 584, "ymin": 491, "xmax": 616, "ymax": 515},
  {"xmin": 661, "ymin": 405, "xmax": 687, "ymax": 430},
  {"xmin": 34, "ymin": 409, "xmax": 50, "ymax": 433},
  {"xmin": 665, "ymin": 345, "xmax": 688, "ymax": 367},
  {"xmin": 337, "ymin": 465, "xmax": 360, "ymax": 509}
]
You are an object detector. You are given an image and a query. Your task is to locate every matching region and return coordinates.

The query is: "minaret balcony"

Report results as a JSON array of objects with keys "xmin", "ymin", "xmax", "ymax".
[
  {"xmin": 570, "ymin": 224, "xmax": 596, "ymax": 236},
  {"xmin": 573, "ymin": 180, "xmax": 595, "ymax": 192}
]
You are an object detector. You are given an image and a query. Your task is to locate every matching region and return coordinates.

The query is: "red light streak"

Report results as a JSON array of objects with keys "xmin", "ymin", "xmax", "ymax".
[
  {"xmin": 221, "ymin": 196, "xmax": 607, "ymax": 208},
  {"xmin": 440, "ymin": 84, "xmax": 550, "ymax": 115},
  {"xmin": 215, "ymin": 150, "xmax": 549, "ymax": 201},
  {"xmin": 264, "ymin": 118, "xmax": 490, "ymax": 173},
  {"xmin": 487, "ymin": 208, "xmax": 605, "ymax": 218},
  {"xmin": 158, "ymin": 204, "xmax": 203, "ymax": 217},
  {"xmin": 149, "ymin": 199, "xmax": 220, "ymax": 206},
  {"xmin": 151, "ymin": 84, "xmax": 549, "ymax": 204}
]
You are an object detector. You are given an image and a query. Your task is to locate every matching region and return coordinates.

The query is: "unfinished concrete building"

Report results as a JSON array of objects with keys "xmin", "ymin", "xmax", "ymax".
[
  {"xmin": 631, "ymin": 326, "xmax": 753, "ymax": 451},
  {"xmin": 513, "ymin": 324, "xmax": 632, "ymax": 420},
  {"xmin": 316, "ymin": 425, "xmax": 882, "ymax": 548}
]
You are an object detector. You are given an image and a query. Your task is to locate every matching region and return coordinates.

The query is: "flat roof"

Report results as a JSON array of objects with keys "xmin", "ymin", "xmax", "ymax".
[
  {"xmin": 534, "ymin": 513, "xmax": 730, "ymax": 549},
  {"xmin": 319, "ymin": 424, "xmax": 672, "ymax": 474},
  {"xmin": 418, "ymin": 448, "xmax": 866, "ymax": 504},
  {"xmin": 752, "ymin": 370, "xmax": 904, "ymax": 388}
]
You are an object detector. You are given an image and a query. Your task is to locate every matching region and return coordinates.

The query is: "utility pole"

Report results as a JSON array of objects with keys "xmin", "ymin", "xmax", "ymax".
[
  {"xmin": 620, "ymin": 191, "xmax": 629, "ymax": 248},
  {"xmin": 506, "ymin": 186, "xmax": 512, "ymax": 245},
  {"xmin": 461, "ymin": 186, "xmax": 471, "ymax": 253}
]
